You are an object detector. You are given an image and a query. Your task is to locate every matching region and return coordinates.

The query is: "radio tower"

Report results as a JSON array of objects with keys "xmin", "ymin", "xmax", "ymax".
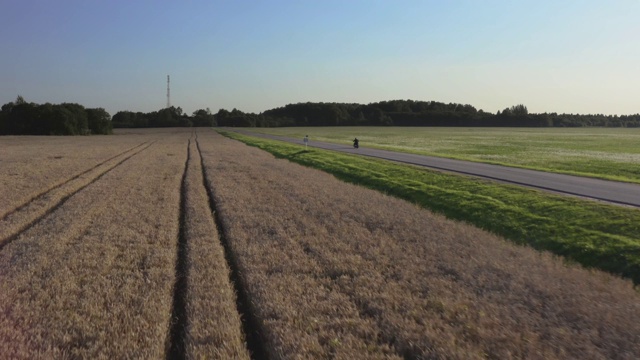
[{"xmin": 166, "ymin": 75, "xmax": 171, "ymax": 108}]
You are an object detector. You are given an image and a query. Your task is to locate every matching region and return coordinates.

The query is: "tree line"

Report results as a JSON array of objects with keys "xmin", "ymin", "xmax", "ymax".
[
  {"xmin": 216, "ymin": 100, "xmax": 640, "ymax": 128},
  {"xmin": 3, "ymin": 97, "xmax": 639, "ymax": 135},
  {"xmin": 0, "ymin": 96, "xmax": 112, "ymax": 135},
  {"xmin": 0, "ymin": 96, "xmax": 216, "ymax": 135},
  {"xmin": 111, "ymin": 107, "xmax": 215, "ymax": 128}
]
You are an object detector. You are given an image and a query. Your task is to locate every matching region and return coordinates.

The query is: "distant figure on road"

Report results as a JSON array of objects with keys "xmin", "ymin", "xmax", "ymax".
[
  {"xmin": 304, "ymin": 135, "xmax": 309, "ymax": 148},
  {"xmin": 353, "ymin": 138, "xmax": 359, "ymax": 149}
]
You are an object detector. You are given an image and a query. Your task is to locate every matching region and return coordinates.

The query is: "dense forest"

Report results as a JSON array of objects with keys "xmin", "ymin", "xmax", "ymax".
[
  {"xmin": 0, "ymin": 96, "xmax": 112, "ymax": 135},
  {"xmin": 216, "ymin": 100, "xmax": 640, "ymax": 128},
  {"xmin": 2, "ymin": 97, "xmax": 639, "ymax": 135}
]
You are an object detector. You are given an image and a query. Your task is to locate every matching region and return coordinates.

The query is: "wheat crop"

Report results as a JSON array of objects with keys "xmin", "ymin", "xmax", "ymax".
[
  {"xmin": 201, "ymin": 130, "xmax": 640, "ymax": 359},
  {"xmin": 2, "ymin": 128, "xmax": 638, "ymax": 359},
  {"xmin": 0, "ymin": 130, "xmax": 186, "ymax": 358},
  {"xmin": 0, "ymin": 134, "xmax": 145, "ymax": 218},
  {"xmin": 180, "ymin": 133, "xmax": 250, "ymax": 359},
  {"xmin": 0, "ymin": 141, "xmax": 152, "ymax": 250}
]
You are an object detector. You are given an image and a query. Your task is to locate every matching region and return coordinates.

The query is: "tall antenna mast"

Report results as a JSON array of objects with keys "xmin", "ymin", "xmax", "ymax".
[{"xmin": 166, "ymin": 75, "xmax": 171, "ymax": 108}]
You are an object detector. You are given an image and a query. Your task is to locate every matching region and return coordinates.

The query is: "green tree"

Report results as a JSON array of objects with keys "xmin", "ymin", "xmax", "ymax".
[
  {"xmin": 112, "ymin": 111, "xmax": 135, "ymax": 128},
  {"xmin": 509, "ymin": 104, "xmax": 528, "ymax": 116},
  {"xmin": 192, "ymin": 108, "xmax": 216, "ymax": 126},
  {"xmin": 60, "ymin": 103, "xmax": 88, "ymax": 134},
  {"xmin": 86, "ymin": 108, "xmax": 112, "ymax": 134}
]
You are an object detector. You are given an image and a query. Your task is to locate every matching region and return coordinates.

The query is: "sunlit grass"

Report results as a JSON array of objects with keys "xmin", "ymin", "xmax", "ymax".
[
  {"xmin": 221, "ymin": 130, "xmax": 640, "ymax": 284},
  {"xmin": 245, "ymin": 127, "xmax": 640, "ymax": 183}
]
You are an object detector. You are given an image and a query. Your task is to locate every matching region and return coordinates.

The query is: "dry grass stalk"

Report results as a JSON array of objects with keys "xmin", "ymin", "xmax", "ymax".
[
  {"xmin": 200, "ymin": 130, "xmax": 640, "ymax": 359},
  {"xmin": 0, "ymin": 129, "xmax": 187, "ymax": 358}
]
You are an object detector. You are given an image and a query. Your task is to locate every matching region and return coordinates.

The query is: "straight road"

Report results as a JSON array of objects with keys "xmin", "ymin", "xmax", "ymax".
[{"xmin": 230, "ymin": 130, "xmax": 640, "ymax": 208}]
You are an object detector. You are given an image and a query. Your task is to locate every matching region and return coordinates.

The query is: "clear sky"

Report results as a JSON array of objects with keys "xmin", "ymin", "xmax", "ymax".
[{"xmin": 1, "ymin": 0, "xmax": 638, "ymax": 116}]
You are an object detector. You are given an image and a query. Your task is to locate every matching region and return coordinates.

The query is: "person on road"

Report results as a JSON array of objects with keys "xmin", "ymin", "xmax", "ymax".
[
  {"xmin": 353, "ymin": 138, "xmax": 359, "ymax": 148},
  {"xmin": 303, "ymin": 135, "xmax": 309, "ymax": 148}
]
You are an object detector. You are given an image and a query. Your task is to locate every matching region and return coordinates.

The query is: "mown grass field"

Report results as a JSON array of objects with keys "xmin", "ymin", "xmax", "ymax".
[
  {"xmin": 1, "ymin": 128, "xmax": 639, "ymax": 359},
  {"xmin": 245, "ymin": 127, "xmax": 640, "ymax": 183}
]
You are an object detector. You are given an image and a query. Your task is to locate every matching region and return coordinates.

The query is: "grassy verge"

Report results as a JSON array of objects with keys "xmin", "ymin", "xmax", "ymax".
[
  {"xmin": 245, "ymin": 127, "xmax": 640, "ymax": 184},
  {"xmin": 220, "ymin": 130, "xmax": 640, "ymax": 284}
]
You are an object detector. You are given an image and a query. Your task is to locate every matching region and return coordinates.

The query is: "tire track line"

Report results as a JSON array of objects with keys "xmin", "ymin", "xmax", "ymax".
[
  {"xmin": 166, "ymin": 136, "xmax": 191, "ymax": 360},
  {"xmin": 193, "ymin": 132, "xmax": 268, "ymax": 360},
  {"xmin": 0, "ymin": 142, "xmax": 156, "ymax": 251},
  {"xmin": 0, "ymin": 142, "xmax": 149, "ymax": 220}
]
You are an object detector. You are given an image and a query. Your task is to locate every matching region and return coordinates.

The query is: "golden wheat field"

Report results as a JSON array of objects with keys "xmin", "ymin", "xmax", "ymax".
[{"xmin": 1, "ymin": 128, "xmax": 639, "ymax": 359}]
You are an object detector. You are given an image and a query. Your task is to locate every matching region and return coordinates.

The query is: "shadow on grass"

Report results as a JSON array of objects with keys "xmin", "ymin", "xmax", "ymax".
[{"xmin": 288, "ymin": 150, "xmax": 311, "ymax": 158}]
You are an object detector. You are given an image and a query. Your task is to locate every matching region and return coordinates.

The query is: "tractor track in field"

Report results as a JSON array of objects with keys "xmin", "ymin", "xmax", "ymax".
[
  {"xmin": 166, "ymin": 131, "xmax": 267, "ymax": 359},
  {"xmin": 0, "ymin": 141, "xmax": 156, "ymax": 251},
  {"xmin": 0, "ymin": 142, "xmax": 149, "ymax": 220},
  {"xmin": 195, "ymin": 132, "xmax": 268, "ymax": 359},
  {"xmin": 167, "ymin": 137, "xmax": 191, "ymax": 360}
]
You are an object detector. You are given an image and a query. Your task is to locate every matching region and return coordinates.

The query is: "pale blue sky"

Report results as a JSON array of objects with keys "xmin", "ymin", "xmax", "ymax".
[{"xmin": 1, "ymin": 0, "xmax": 638, "ymax": 116}]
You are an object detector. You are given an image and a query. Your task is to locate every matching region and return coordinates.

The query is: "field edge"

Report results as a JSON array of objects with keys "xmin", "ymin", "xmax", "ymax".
[{"xmin": 218, "ymin": 129, "xmax": 640, "ymax": 286}]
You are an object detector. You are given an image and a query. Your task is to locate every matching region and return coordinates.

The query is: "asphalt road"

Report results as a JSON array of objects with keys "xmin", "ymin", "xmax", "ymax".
[{"xmin": 231, "ymin": 130, "xmax": 640, "ymax": 208}]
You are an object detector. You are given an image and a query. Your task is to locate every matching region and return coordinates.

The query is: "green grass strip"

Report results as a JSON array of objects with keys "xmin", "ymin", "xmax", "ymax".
[
  {"xmin": 220, "ymin": 130, "xmax": 640, "ymax": 285},
  {"xmin": 247, "ymin": 127, "xmax": 640, "ymax": 184}
]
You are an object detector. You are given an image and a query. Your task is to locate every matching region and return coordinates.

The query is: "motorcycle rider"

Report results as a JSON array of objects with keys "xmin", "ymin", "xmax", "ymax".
[{"xmin": 353, "ymin": 138, "xmax": 359, "ymax": 148}]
